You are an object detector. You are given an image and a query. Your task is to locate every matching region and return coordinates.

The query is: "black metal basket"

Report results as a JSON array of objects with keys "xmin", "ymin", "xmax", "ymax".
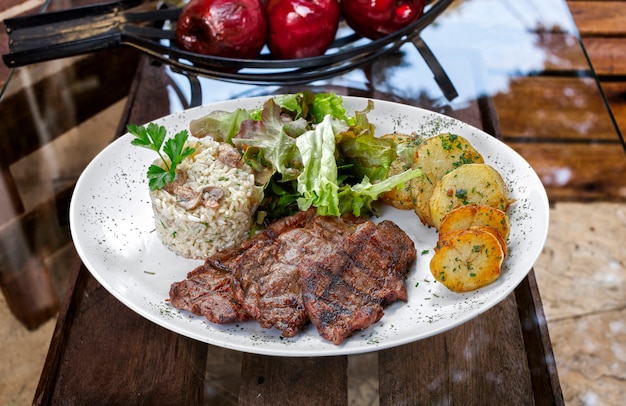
[{"xmin": 3, "ymin": 0, "xmax": 456, "ymax": 96}]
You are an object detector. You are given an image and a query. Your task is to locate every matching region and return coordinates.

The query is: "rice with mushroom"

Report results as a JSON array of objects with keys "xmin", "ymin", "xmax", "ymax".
[{"xmin": 149, "ymin": 136, "xmax": 258, "ymax": 259}]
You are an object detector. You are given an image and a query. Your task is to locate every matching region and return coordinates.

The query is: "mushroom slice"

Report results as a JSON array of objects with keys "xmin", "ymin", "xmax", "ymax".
[
  {"xmin": 217, "ymin": 143, "xmax": 243, "ymax": 168},
  {"xmin": 165, "ymin": 170, "xmax": 188, "ymax": 194},
  {"xmin": 175, "ymin": 185, "xmax": 202, "ymax": 210},
  {"xmin": 202, "ymin": 187, "xmax": 225, "ymax": 209}
]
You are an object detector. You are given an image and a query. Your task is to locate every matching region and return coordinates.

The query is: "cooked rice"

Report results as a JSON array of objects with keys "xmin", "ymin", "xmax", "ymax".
[{"xmin": 149, "ymin": 136, "xmax": 257, "ymax": 259}]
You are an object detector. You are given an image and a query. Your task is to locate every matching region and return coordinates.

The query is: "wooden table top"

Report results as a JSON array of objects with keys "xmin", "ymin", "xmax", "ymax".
[
  {"xmin": 32, "ymin": 56, "xmax": 563, "ymax": 404},
  {"xmin": 2, "ymin": 0, "xmax": 623, "ymax": 404}
]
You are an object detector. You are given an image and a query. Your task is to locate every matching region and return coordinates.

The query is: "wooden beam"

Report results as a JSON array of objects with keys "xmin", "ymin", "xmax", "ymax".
[{"xmin": 568, "ymin": 1, "xmax": 626, "ymax": 36}]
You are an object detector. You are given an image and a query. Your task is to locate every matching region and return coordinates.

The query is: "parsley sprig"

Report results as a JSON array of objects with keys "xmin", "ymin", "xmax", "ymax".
[{"xmin": 128, "ymin": 123, "xmax": 195, "ymax": 191}]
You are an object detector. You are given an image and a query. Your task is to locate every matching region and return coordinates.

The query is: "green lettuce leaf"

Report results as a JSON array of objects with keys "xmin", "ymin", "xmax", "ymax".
[
  {"xmin": 232, "ymin": 99, "xmax": 307, "ymax": 183},
  {"xmin": 253, "ymin": 177, "xmax": 301, "ymax": 227},
  {"xmin": 337, "ymin": 101, "xmax": 396, "ymax": 182},
  {"xmin": 338, "ymin": 168, "xmax": 423, "ymax": 217},
  {"xmin": 188, "ymin": 108, "xmax": 252, "ymax": 143},
  {"xmin": 266, "ymin": 92, "xmax": 313, "ymax": 120},
  {"xmin": 308, "ymin": 92, "xmax": 351, "ymax": 124},
  {"xmin": 251, "ymin": 91, "xmax": 350, "ymax": 124},
  {"xmin": 295, "ymin": 115, "xmax": 341, "ymax": 216}
]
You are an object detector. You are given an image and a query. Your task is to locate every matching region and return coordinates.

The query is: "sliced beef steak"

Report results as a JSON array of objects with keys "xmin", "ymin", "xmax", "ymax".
[
  {"xmin": 340, "ymin": 220, "xmax": 416, "ymax": 304},
  {"xmin": 301, "ymin": 260, "xmax": 385, "ymax": 345},
  {"xmin": 169, "ymin": 263, "xmax": 250, "ymax": 324},
  {"xmin": 169, "ymin": 211, "xmax": 416, "ymax": 345},
  {"xmin": 231, "ymin": 236, "xmax": 308, "ymax": 337},
  {"xmin": 230, "ymin": 213, "xmax": 363, "ymax": 337},
  {"xmin": 301, "ymin": 220, "xmax": 416, "ymax": 344}
]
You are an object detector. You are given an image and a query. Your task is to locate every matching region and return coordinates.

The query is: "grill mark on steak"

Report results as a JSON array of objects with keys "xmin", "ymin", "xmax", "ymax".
[
  {"xmin": 301, "ymin": 258, "xmax": 385, "ymax": 345},
  {"xmin": 300, "ymin": 220, "xmax": 416, "ymax": 344},
  {"xmin": 230, "ymin": 213, "xmax": 363, "ymax": 337},
  {"xmin": 168, "ymin": 210, "xmax": 416, "ymax": 344},
  {"xmin": 231, "ymin": 236, "xmax": 307, "ymax": 337},
  {"xmin": 340, "ymin": 220, "xmax": 416, "ymax": 304},
  {"xmin": 169, "ymin": 263, "xmax": 250, "ymax": 324}
]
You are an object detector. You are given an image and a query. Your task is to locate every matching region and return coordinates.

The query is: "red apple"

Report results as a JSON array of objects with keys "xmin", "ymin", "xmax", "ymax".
[
  {"xmin": 341, "ymin": 0, "xmax": 426, "ymax": 40},
  {"xmin": 266, "ymin": 0, "xmax": 341, "ymax": 59},
  {"xmin": 175, "ymin": 0, "xmax": 267, "ymax": 59}
]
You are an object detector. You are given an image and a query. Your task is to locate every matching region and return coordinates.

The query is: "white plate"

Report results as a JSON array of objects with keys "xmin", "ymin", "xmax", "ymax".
[{"xmin": 69, "ymin": 96, "xmax": 549, "ymax": 357}]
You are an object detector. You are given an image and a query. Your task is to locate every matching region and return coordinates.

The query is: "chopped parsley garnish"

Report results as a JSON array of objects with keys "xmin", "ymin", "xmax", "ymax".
[
  {"xmin": 455, "ymin": 188, "xmax": 468, "ymax": 203},
  {"xmin": 440, "ymin": 133, "xmax": 459, "ymax": 151}
]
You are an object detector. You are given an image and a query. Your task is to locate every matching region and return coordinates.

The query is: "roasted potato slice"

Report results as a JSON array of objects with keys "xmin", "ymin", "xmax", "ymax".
[
  {"xmin": 430, "ymin": 226, "xmax": 505, "ymax": 292},
  {"xmin": 438, "ymin": 204, "xmax": 510, "ymax": 241},
  {"xmin": 429, "ymin": 163, "xmax": 512, "ymax": 228},
  {"xmin": 438, "ymin": 224, "xmax": 508, "ymax": 257},
  {"xmin": 379, "ymin": 133, "xmax": 424, "ymax": 209},
  {"xmin": 412, "ymin": 133, "xmax": 484, "ymax": 226}
]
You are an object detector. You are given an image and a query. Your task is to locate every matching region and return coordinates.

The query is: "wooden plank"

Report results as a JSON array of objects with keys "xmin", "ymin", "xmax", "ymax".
[
  {"xmin": 115, "ymin": 57, "xmax": 179, "ymax": 137},
  {"xmin": 0, "ymin": 166, "xmax": 24, "ymax": 224},
  {"xmin": 239, "ymin": 355, "xmax": 349, "ymax": 405},
  {"xmin": 600, "ymin": 81, "xmax": 626, "ymax": 136},
  {"xmin": 379, "ymin": 294, "xmax": 535, "ymax": 405},
  {"xmin": 514, "ymin": 271, "xmax": 565, "ymax": 405},
  {"xmin": 0, "ymin": 0, "xmax": 43, "ymax": 15},
  {"xmin": 0, "ymin": 183, "xmax": 71, "ymax": 329},
  {"xmin": 581, "ymin": 37, "xmax": 626, "ymax": 76},
  {"xmin": 508, "ymin": 141, "xmax": 626, "ymax": 201},
  {"xmin": 378, "ymin": 93, "xmax": 556, "ymax": 405},
  {"xmin": 205, "ymin": 346, "xmax": 243, "ymax": 404},
  {"xmin": 0, "ymin": 47, "xmax": 140, "ymax": 166},
  {"xmin": 0, "ymin": 38, "xmax": 140, "ymax": 329},
  {"xmin": 493, "ymin": 76, "xmax": 618, "ymax": 141},
  {"xmin": 0, "ymin": 184, "xmax": 72, "ymax": 267},
  {"xmin": 34, "ymin": 265, "xmax": 208, "ymax": 405},
  {"xmin": 531, "ymin": 32, "xmax": 590, "ymax": 73},
  {"xmin": 35, "ymin": 54, "xmax": 209, "ymax": 404},
  {"xmin": 0, "ymin": 255, "xmax": 59, "ymax": 330},
  {"xmin": 567, "ymin": 1, "xmax": 626, "ymax": 36}
]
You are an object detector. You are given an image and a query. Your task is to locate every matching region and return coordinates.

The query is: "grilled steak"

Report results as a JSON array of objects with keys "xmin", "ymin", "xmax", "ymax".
[
  {"xmin": 231, "ymin": 213, "xmax": 365, "ymax": 337},
  {"xmin": 301, "ymin": 220, "xmax": 416, "ymax": 344},
  {"xmin": 168, "ymin": 262, "xmax": 250, "ymax": 324},
  {"xmin": 340, "ymin": 220, "xmax": 416, "ymax": 304},
  {"xmin": 168, "ymin": 210, "xmax": 416, "ymax": 344}
]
